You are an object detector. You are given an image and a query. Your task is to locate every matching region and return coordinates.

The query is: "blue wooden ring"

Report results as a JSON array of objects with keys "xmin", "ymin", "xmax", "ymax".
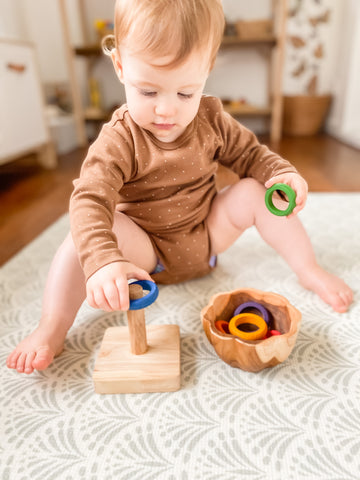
[
  {"xmin": 233, "ymin": 301, "xmax": 270, "ymax": 325},
  {"xmin": 129, "ymin": 280, "xmax": 159, "ymax": 310},
  {"xmin": 265, "ymin": 183, "xmax": 296, "ymax": 216}
]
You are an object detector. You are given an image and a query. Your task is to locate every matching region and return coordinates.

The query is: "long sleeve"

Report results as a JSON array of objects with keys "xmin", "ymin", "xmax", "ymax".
[
  {"xmin": 208, "ymin": 97, "xmax": 298, "ymax": 182},
  {"xmin": 70, "ymin": 111, "xmax": 135, "ymax": 280}
]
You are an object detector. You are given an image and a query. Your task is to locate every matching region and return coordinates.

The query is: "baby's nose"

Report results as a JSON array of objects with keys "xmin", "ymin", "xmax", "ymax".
[{"xmin": 155, "ymin": 99, "xmax": 176, "ymax": 117}]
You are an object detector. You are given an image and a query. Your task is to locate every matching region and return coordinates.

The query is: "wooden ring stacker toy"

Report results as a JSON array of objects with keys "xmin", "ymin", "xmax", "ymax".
[
  {"xmin": 215, "ymin": 319, "xmax": 230, "ymax": 334},
  {"xmin": 265, "ymin": 183, "xmax": 296, "ymax": 216},
  {"xmin": 93, "ymin": 280, "xmax": 180, "ymax": 394},
  {"xmin": 228, "ymin": 313, "xmax": 268, "ymax": 341},
  {"xmin": 129, "ymin": 280, "xmax": 159, "ymax": 310},
  {"xmin": 202, "ymin": 288, "xmax": 302, "ymax": 372},
  {"xmin": 233, "ymin": 301, "xmax": 270, "ymax": 325}
]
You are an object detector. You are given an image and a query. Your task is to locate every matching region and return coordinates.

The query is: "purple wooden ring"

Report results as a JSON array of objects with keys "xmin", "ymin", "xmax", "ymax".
[{"xmin": 233, "ymin": 301, "xmax": 270, "ymax": 325}]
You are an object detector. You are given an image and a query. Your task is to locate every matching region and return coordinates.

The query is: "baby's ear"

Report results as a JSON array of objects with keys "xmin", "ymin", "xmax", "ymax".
[{"xmin": 111, "ymin": 49, "xmax": 124, "ymax": 83}]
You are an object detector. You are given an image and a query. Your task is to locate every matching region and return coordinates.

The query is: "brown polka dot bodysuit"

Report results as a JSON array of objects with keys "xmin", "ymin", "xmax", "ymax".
[{"xmin": 70, "ymin": 96, "xmax": 297, "ymax": 284}]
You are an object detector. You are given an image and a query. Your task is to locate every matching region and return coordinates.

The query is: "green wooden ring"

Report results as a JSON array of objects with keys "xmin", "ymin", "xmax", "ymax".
[{"xmin": 265, "ymin": 183, "xmax": 296, "ymax": 216}]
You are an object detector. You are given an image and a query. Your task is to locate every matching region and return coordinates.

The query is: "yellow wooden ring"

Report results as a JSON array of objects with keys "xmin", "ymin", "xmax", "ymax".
[{"xmin": 228, "ymin": 313, "xmax": 268, "ymax": 341}]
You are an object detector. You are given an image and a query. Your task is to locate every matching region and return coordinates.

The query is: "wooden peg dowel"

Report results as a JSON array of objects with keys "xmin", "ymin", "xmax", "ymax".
[
  {"xmin": 93, "ymin": 281, "xmax": 181, "ymax": 393},
  {"xmin": 127, "ymin": 283, "xmax": 148, "ymax": 355}
]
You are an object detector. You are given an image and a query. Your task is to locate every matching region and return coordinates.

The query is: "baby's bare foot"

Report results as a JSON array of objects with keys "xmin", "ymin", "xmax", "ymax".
[
  {"xmin": 6, "ymin": 326, "xmax": 65, "ymax": 374},
  {"xmin": 299, "ymin": 264, "xmax": 353, "ymax": 313}
]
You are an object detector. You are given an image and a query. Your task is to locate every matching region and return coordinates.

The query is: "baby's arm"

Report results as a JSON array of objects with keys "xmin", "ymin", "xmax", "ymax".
[
  {"xmin": 265, "ymin": 172, "xmax": 308, "ymax": 218},
  {"xmin": 86, "ymin": 261, "xmax": 153, "ymax": 311}
]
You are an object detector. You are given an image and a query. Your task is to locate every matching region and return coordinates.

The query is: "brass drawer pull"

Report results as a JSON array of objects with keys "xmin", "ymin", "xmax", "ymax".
[{"xmin": 7, "ymin": 63, "xmax": 26, "ymax": 73}]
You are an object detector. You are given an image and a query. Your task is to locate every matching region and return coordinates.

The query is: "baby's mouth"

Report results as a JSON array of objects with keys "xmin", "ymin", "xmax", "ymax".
[{"xmin": 153, "ymin": 123, "xmax": 175, "ymax": 130}]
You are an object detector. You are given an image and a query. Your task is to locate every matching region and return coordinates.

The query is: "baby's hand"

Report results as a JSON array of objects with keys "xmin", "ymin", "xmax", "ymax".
[
  {"xmin": 265, "ymin": 172, "xmax": 308, "ymax": 218},
  {"xmin": 86, "ymin": 261, "xmax": 153, "ymax": 311}
]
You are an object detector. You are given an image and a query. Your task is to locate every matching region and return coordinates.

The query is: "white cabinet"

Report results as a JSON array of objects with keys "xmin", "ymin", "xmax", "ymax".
[{"xmin": 0, "ymin": 39, "xmax": 57, "ymax": 167}]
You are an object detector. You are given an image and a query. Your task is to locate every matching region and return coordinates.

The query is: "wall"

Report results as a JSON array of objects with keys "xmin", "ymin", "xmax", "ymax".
[
  {"xmin": 0, "ymin": 0, "xmax": 66, "ymax": 83},
  {"xmin": 283, "ymin": 0, "xmax": 341, "ymax": 95},
  {"xmin": 0, "ymin": 0, "xmax": 24, "ymax": 39},
  {"xmin": 207, "ymin": 0, "xmax": 272, "ymax": 133},
  {"xmin": 281, "ymin": 0, "xmax": 359, "ymax": 147},
  {"xmin": 326, "ymin": 0, "xmax": 360, "ymax": 149},
  {"xmin": 0, "ymin": 0, "xmax": 357, "ymax": 145}
]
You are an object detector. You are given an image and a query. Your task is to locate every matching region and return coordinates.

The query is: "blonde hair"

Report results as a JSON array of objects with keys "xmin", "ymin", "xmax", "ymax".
[{"xmin": 102, "ymin": 0, "xmax": 224, "ymax": 69}]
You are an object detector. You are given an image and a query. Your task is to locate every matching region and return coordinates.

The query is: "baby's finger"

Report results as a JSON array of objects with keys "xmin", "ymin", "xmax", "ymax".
[
  {"xmin": 115, "ymin": 278, "xmax": 130, "ymax": 310},
  {"xmin": 264, "ymin": 177, "xmax": 278, "ymax": 189},
  {"xmin": 287, "ymin": 207, "xmax": 300, "ymax": 219},
  {"xmin": 86, "ymin": 289, "xmax": 97, "ymax": 309},
  {"xmin": 103, "ymin": 282, "xmax": 121, "ymax": 311},
  {"xmin": 288, "ymin": 195, "xmax": 305, "ymax": 217},
  {"xmin": 126, "ymin": 265, "xmax": 154, "ymax": 283},
  {"xmin": 93, "ymin": 288, "xmax": 112, "ymax": 312}
]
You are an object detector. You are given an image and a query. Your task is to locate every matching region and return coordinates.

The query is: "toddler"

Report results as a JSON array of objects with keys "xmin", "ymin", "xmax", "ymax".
[{"xmin": 7, "ymin": 0, "xmax": 352, "ymax": 374}]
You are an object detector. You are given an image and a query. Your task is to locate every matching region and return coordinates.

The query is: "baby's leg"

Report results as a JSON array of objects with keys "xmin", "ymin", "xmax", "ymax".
[
  {"xmin": 6, "ymin": 212, "xmax": 157, "ymax": 374},
  {"xmin": 207, "ymin": 178, "xmax": 353, "ymax": 312},
  {"xmin": 6, "ymin": 232, "xmax": 84, "ymax": 375}
]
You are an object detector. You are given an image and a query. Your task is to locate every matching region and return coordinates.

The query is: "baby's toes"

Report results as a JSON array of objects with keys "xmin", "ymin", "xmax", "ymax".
[
  {"xmin": 329, "ymin": 291, "xmax": 351, "ymax": 313},
  {"xmin": 24, "ymin": 351, "xmax": 36, "ymax": 374},
  {"xmin": 345, "ymin": 286, "xmax": 353, "ymax": 304},
  {"xmin": 16, "ymin": 352, "xmax": 27, "ymax": 373},
  {"xmin": 339, "ymin": 290, "xmax": 353, "ymax": 309},
  {"xmin": 6, "ymin": 350, "xmax": 21, "ymax": 369},
  {"xmin": 32, "ymin": 347, "xmax": 55, "ymax": 371}
]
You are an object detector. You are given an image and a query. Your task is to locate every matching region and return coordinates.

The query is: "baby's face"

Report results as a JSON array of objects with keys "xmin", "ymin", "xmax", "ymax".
[{"xmin": 113, "ymin": 47, "xmax": 210, "ymax": 143}]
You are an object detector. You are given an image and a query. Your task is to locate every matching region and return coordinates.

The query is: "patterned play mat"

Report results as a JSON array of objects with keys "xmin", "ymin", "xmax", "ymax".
[{"xmin": 1, "ymin": 193, "xmax": 359, "ymax": 479}]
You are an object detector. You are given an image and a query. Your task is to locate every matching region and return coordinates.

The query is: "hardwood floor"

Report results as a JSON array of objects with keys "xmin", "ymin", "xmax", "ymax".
[
  {"xmin": 1, "ymin": 134, "xmax": 359, "ymax": 266},
  {"xmin": 273, "ymin": 135, "xmax": 360, "ymax": 192},
  {"xmin": 0, "ymin": 147, "xmax": 86, "ymax": 266}
]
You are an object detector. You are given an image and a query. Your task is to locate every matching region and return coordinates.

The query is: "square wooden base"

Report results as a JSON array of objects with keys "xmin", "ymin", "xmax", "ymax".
[{"xmin": 93, "ymin": 324, "xmax": 181, "ymax": 394}]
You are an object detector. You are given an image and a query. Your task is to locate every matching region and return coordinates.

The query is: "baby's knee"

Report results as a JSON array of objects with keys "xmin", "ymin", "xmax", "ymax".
[
  {"xmin": 240, "ymin": 177, "xmax": 265, "ymax": 192},
  {"xmin": 58, "ymin": 231, "xmax": 78, "ymax": 257},
  {"xmin": 235, "ymin": 177, "xmax": 266, "ymax": 203}
]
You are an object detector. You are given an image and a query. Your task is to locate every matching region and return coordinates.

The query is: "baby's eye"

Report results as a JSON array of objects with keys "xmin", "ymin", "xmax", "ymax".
[
  {"xmin": 178, "ymin": 92, "xmax": 193, "ymax": 100},
  {"xmin": 139, "ymin": 89, "xmax": 157, "ymax": 97}
]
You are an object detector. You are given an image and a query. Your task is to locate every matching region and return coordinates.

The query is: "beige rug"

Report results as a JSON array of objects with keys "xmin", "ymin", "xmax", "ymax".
[{"xmin": 1, "ymin": 193, "xmax": 359, "ymax": 479}]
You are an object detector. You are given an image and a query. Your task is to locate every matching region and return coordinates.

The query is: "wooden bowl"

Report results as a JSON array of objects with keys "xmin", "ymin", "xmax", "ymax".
[{"xmin": 201, "ymin": 288, "xmax": 301, "ymax": 372}]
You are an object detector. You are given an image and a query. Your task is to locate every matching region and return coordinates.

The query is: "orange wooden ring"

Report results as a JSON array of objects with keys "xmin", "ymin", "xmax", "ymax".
[
  {"xmin": 228, "ymin": 313, "xmax": 268, "ymax": 341},
  {"xmin": 215, "ymin": 320, "xmax": 230, "ymax": 334}
]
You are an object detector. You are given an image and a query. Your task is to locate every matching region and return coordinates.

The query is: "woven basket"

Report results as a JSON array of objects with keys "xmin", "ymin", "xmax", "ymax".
[{"xmin": 282, "ymin": 95, "xmax": 332, "ymax": 136}]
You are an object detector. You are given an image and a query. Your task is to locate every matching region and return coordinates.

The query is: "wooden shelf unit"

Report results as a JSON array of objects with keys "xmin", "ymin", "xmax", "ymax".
[
  {"xmin": 60, "ymin": 0, "xmax": 287, "ymax": 145},
  {"xmin": 223, "ymin": 104, "xmax": 272, "ymax": 117},
  {"xmin": 221, "ymin": 35, "xmax": 277, "ymax": 47},
  {"xmin": 220, "ymin": 0, "xmax": 287, "ymax": 142},
  {"xmin": 73, "ymin": 45, "xmax": 102, "ymax": 56}
]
